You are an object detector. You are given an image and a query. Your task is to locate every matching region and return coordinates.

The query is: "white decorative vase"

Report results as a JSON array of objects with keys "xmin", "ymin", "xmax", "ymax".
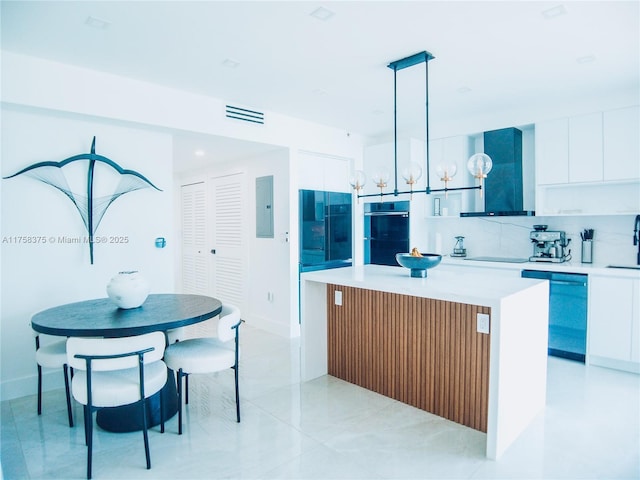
[{"xmin": 106, "ymin": 271, "xmax": 150, "ymax": 309}]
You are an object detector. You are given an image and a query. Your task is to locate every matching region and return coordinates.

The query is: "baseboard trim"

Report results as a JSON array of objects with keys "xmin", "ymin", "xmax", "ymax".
[
  {"xmin": 588, "ymin": 355, "xmax": 640, "ymax": 374},
  {"xmin": 1, "ymin": 370, "xmax": 64, "ymax": 402}
]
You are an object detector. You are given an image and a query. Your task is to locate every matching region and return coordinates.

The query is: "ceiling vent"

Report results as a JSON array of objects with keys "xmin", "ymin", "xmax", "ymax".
[{"xmin": 225, "ymin": 105, "xmax": 264, "ymax": 125}]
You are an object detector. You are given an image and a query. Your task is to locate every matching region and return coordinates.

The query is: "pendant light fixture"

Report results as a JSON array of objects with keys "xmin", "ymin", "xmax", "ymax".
[{"xmin": 350, "ymin": 51, "xmax": 491, "ymax": 200}]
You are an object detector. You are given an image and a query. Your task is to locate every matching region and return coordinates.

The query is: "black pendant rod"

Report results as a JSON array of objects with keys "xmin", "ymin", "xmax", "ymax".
[
  {"xmin": 425, "ymin": 54, "xmax": 431, "ymax": 194},
  {"xmin": 387, "ymin": 51, "xmax": 435, "ymax": 196},
  {"xmin": 357, "ymin": 185, "xmax": 481, "ymax": 199},
  {"xmin": 359, "ymin": 51, "xmax": 481, "ymax": 200},
  {"xmin": 393, "ymin": 65, "xmax": 399, "ymax": 195}
]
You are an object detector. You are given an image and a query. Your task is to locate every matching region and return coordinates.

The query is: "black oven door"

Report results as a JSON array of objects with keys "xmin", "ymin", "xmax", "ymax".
[{"xmin": 365, "ymin": 211, "xmax": 410, "ymax": 266}]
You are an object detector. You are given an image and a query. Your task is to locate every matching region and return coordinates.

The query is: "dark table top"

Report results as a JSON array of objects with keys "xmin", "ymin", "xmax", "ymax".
[{"xmin": 31, "ymin": 293, "xmax": 222, "ymax": 338}]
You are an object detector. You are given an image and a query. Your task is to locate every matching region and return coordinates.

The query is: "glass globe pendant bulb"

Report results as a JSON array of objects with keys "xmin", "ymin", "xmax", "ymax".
[
  {"xmin": 467, "ymin": 153, "xmax": 493, "ymax": 178},
  {"xmin": 349, "ymin": 170, "xmax": 366, "ymax": 189},
  {"xmin": 372, "ymin": 169, "xmax": 390, "ymax": 187},
  {"xmin": 371, "ymin": 169, "xmax": 389, "ymax": 201},
  {"xmin": 436, "ymin": 163, "xmax": 457, "ymax": 181},
  {"xmin": 401, "ymin": 162, "xmax": 423, "ymax": 185},
  {"xmin": 436, "ymin": 163, "xmax": 457, "ymax": 198},
  {"xmin": 467, "ymin": 153, "xmax": 493, "ymax": 198},
  {"xmin": 349, "ymin": 170, "xmax": 366, "ymax": 203},
  {"xmin": 401, "ymin": 162, "xmax": 422, "ymax": 199}
]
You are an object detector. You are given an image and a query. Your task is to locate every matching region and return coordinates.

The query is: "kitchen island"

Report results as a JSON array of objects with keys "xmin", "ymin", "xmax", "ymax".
[{"xmin": 300, "ymin": 264, "xmax": 549, "ymax": 460}]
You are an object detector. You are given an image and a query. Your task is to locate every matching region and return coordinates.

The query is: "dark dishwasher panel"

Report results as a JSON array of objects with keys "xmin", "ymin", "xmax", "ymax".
[{"xmin": 521, "ymin": 270, "xmax": 588, "ymax": 362}]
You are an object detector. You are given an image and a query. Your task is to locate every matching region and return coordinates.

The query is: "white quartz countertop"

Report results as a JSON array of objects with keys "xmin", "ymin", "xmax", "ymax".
[
  {"xmin": 441, "ymin": 256, "xmax": 640, "ymax": 278},
  {"xmin": 300, "ymin": 264, "xmax": 545, "ymax": 307}
]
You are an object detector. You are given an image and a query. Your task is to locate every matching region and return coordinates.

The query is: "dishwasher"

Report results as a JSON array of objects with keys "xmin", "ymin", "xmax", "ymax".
[{"xmin": 521, "ymin": 270, "xmax": 588, "ymax": 362}]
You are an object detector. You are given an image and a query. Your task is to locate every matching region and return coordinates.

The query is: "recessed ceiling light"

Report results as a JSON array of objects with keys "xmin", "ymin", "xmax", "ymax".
[
  {"xmin": 310, "ymin": 6, "xmax": 335, "ymax": 21},
  {"xmin": 542, "ymin": 4, "xmax": 567, "ymax": 19},
  {"xmin": 576, "ymin": 54, "xmax": 596, "ymax": 64},
  {"xmin": 194, "ymin": 150, "xmax": 205, "ymax": 157},
  {"xmin": 221, "ymin": 58, "xmax": 240, "ymax": 69},
  {"xmin": 84, "ymin": 16, "xmax": 111, "ymax": 29}
]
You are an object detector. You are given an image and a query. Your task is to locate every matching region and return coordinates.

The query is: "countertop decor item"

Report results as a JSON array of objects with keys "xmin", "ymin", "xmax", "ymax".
[
  {"xmin": 106, "ymin": 271, "xmax": 150, "ymax": 309},
  {"xmin": 580, "ymin": 228, "xmax": 594, "ymax": 264},
  {"xmin": 452, "ymin": 236, "xmax": 467, "ymax": 257},
  {"xmin": 396, "ymin": 252, "xmax": 442, "ymax": 277}
]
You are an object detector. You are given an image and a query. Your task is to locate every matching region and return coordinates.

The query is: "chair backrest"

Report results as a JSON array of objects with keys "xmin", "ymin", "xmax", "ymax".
[
  {"xmin": 66, "ymin": 332, "xmax": 166, "ymax": 371},
  {"xmin": 218, "ymin": 304, "xmax": 241, "ymax": 342}
]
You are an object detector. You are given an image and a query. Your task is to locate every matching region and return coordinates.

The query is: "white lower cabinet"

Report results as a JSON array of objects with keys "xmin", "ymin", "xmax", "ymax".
[{"xmin": 588, "ymin": 275, "xmax": 640, "ymax": 372}]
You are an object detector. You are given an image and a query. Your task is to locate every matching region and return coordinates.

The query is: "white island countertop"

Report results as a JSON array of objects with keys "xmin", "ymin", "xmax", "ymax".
[
  {"xmin": 300, "ymin": 263, "xmax": 545, "ymax": 307},
  {"xmin": 300, "ymin": 263, "xmax": 549, "ymax": 461}
]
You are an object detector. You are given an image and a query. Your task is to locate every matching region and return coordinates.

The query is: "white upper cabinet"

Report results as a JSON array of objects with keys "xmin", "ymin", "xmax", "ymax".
[
  {"xmin": 535, "ymin": 117, "xmax": 569, "ymax": 185},
  {"xmin": 603, "ymin": 106, "xmax": 640, "ymax": 181},
  {"xmin": 323, "ymin": 156, "xmax": 351, "ymax": 193},
  {"xmin": 535, "ymin": 113, "xmax": 604, "ymax": 184},
  {"xmin": 568, "ymin": 112, "xmax": 603, "ymax": 183},
  {"xmin": 298, "ymin": 151, "xmax": 351, "ymax": 193},
  {"xmin": 535, "ymin": 106, "xmax": 640, "ymax": 215}
]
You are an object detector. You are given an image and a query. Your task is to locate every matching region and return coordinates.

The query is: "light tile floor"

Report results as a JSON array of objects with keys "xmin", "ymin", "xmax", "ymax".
[{"xmin": 2, "ymin": 325, "xmax": 639, "ymax": 479}]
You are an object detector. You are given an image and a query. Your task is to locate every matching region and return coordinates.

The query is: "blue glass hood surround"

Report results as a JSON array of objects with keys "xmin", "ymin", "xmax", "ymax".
[{"xmin": 461, "ymin": 127, "xmax": 535, "ymax": 217}]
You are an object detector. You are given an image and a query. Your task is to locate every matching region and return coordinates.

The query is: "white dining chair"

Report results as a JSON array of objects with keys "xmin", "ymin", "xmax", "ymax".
[
  {"xmin": 166, "ymin": 326, "xmax": 186, "ymax": 344},
  {"xmin": 67, "ymin": 332, "xmax": 167, "ymax": 479},
  {"xmin": 32, "ymin": 326, "xmax": 74, "ymax": 427},
  {"xmin": 163, "ymin": 304, "xmax": 242, "ymax": 434}
]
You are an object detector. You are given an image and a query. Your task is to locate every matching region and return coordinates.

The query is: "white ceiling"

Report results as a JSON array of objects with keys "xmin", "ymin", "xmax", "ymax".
[{"xmin": 2, "ymin": 1, "xmax": 638, "ymax": 172}]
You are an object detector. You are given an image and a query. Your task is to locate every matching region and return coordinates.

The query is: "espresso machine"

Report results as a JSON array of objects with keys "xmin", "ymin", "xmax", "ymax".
[{"xmin": 529, "ymin": 225, "xmax": 570, "ymax": 263}]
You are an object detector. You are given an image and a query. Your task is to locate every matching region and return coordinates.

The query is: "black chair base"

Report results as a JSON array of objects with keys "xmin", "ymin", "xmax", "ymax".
[{"xmin": 37, "ymin": 364, "xmax": 74, "ymax": 428}]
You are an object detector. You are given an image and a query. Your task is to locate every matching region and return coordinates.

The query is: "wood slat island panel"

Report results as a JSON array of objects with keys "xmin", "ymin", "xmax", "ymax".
[{"xmin": 327, "ymin": 284, "xmax": 490, "ymax": 432}]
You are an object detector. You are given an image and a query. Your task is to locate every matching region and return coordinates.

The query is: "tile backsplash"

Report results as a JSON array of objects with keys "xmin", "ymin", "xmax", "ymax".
[{"xmin": 415, "ymin": 214, "xmax": 638, "ymax": 267}]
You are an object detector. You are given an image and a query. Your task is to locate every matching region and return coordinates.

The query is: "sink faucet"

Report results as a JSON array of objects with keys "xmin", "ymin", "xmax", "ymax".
[{"xmin": 635, "ymin": 215, "xmax": 640, "ymax": 265}]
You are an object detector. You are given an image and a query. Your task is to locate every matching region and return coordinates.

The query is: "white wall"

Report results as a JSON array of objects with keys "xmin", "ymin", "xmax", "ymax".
[
  {"xmin": 1, "ymin": 52, "xmax": 364, "ymax": 161},
  {"xmin": 175, "ymin": 148, "xmax": 293, "ymax": 337},
  {"xmin": 0, "ymin": 51, "xmax": 365, "ymax": 401},
  {"xmin": 1, "ymin": 106, "xmax": 174, "ymax": 400},
  {"xmin": 246, "ymin": 150, "xmax": 292, "ymax": 336}
]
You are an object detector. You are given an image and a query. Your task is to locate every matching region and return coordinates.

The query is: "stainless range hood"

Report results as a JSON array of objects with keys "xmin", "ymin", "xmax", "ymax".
[{"xmin": 461, "ymin": 127, "xmax": 535, "ymax": 217}]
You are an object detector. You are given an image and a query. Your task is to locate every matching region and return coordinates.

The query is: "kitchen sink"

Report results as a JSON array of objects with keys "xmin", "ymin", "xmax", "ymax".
[{"xmin": 606, "ymin": 265, "xmax": 640, "ymax": 270}]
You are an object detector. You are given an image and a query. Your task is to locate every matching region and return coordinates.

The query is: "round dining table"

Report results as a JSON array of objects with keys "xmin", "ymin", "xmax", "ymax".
[{"xmin": 31, "ymin": 293, "xmax": 222, "ymax": 432}]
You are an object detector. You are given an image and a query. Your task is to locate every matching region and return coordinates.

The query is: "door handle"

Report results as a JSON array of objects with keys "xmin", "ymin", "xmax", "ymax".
[
  {"xmin": 551, "ymin": 280, "xmax": 587, "ymax": 287},
  {"xmin": 210, "ymin": 249, "xmax": 216, "ymax": 254}
]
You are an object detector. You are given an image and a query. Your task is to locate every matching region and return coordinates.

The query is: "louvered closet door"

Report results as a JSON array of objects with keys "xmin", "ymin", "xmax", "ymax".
[
  {"xmin": 181, "ymin": 182, "xmax": 209, "ymax": 295},
  {"xmin": 211, "ymin": 173, "xmax": 247, "ymax": 313}
]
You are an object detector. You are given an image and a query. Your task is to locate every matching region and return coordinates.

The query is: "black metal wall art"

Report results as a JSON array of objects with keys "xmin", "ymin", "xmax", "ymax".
[{"xmin": 3, "ymin": 136, "xmax": 162, "ymax": 264}]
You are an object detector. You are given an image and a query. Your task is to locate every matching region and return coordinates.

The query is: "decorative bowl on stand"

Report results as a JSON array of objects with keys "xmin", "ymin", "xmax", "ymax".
[{"xmin": 395, "ymin": 253, "xmax": 442, "ymax": 278}]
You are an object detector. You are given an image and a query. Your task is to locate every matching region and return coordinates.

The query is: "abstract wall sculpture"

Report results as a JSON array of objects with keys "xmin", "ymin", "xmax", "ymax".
[{"xmin": 3, "ymin": 136, "xmax": 162, "ymax": 264}]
